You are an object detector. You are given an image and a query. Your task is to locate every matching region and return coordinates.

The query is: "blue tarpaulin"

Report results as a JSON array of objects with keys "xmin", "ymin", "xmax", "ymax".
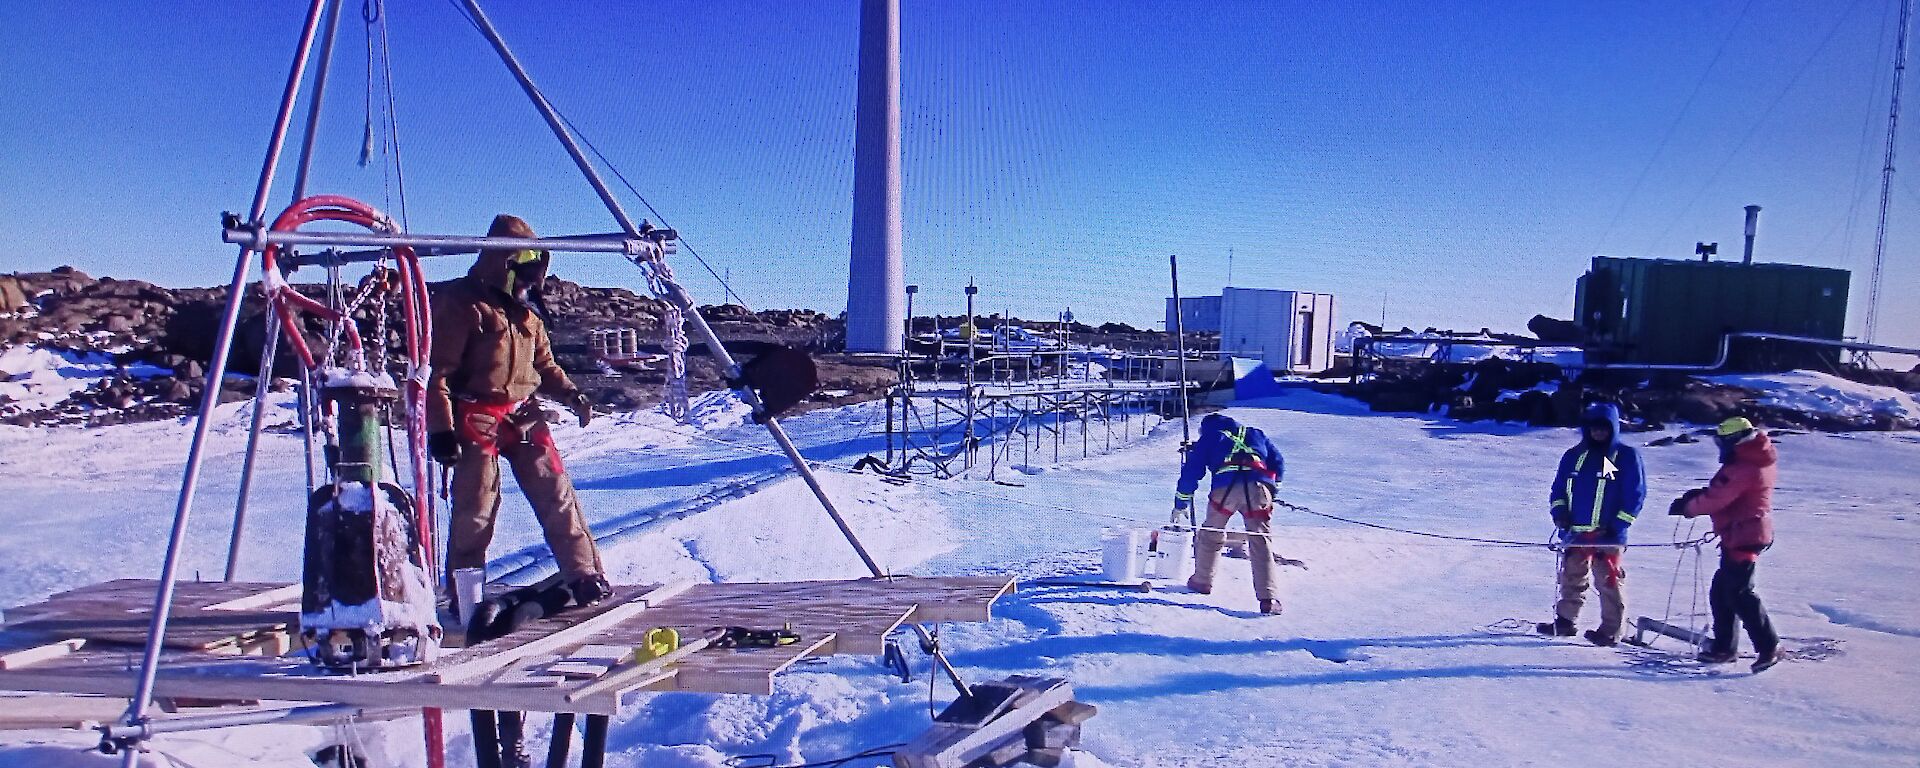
[{"xmin": 1230, "ymin": 357, "xmax": 1284, "ymax": 399}]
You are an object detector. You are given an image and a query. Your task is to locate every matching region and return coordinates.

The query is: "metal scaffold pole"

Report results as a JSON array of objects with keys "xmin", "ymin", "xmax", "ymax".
[
  {"xmin": 226, "ymin": 0, "xmax": 346, "ymax": 583},
  {"xmin": 1170, "ymin": 254, "xmax": 1193, "ymax": 527},
  {"xmin": 115, "ymin": 1, "xmax": 332, "ymax": 764}
]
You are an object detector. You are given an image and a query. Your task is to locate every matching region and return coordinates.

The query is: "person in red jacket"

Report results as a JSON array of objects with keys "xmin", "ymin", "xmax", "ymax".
[{"xmin": 1675, "ymin": 417, "xmax": 1784, "ymax": 672}]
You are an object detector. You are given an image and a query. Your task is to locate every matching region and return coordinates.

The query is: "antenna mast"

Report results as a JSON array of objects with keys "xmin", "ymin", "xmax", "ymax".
[{"xmin": 1866, "ymin": 0, "xmax": 1913, "ymax": 344}]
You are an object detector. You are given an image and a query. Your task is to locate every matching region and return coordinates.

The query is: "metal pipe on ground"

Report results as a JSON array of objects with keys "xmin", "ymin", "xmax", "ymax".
[{"xmin": 1586, "ymin": 331, "xmax": 1920, "ymax": 372}]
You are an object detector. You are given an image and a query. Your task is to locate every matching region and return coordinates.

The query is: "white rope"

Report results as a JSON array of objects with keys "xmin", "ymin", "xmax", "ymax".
[{"xmin": 610, "ymin": 417, "xmax": 1713, "ymax": 549}]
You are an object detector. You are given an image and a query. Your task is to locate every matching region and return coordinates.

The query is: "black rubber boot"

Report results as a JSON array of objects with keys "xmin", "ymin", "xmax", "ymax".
[
  {"xmin": 569, "ymin": 574, "xmax": 613, "ymax": 607},
  {"xmin": 1583, "ymin": 629, "xmax": 1618, "ymax": 647},
  {"xmin": 1750, "ymin": 647, "xmax": 1788, "ymax": 673},
  {"xmin": 1536, "ymin": 617, "xmax": 1576, "ymax": 637}
]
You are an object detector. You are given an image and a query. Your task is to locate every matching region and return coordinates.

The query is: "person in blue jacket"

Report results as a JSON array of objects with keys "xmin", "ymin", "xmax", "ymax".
[
  {"xmin": 1174, "ymin": 413, "xmax": 1286, "ymax": 615},
  {"xmin": 1536, "ymin": 401, "xmax": 1646, "ymax": 646}
]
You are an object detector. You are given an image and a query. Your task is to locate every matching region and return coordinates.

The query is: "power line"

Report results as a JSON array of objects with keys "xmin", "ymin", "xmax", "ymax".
[
  {"xmin": 1592, "ymin": 0, "xmax": 1756, "ymax": 254},
  {"xmin": 1643, "ymin": 0, "xmax": 1874, "ymax": 254}
]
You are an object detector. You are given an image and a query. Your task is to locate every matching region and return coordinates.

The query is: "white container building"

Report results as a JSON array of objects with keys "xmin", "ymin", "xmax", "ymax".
[{"xmin": 1217, "ymin": 287, "xmax": 1336, "ymax": 373}]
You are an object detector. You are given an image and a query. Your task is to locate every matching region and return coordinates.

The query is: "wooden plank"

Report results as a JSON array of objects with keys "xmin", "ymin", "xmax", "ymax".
[
  {"xmin": 598, "ymin": 582, "xmax": 915, "ymax": 656},
  {"xmin": 0, "ymin": 639, "xmax": 85, "ymax": 671},
  {"xmin": 0, "ymin": 694, "xmax": 126, "ymax": 730},
  {"xmin": 0, "ymin": 665, "xmax": 624, "ymax": 716},
  {"xmin": 203, "ymin": 584, "xmax": 303, "ymax": 612},
  {"xmin": 666, "ymin": 633, "xmax": 835, "ymax": 695},
  {"xmin": 0, "ymin": 575, "xmax": 1011, "ymax": 715},
  {"xmin": 491, "ymin": 655, "xmax": 566, "ymax": 687},
  {"xmin": 426, "ymin": 581, "xmax": 692, "ymax": 683},
  {"xmin": 546, "ymin": 661, "xmax": 613, "ymax": 680},
  {"xmin": 564, "ymin": 637, "xmax": 713, "ymax": 703}
]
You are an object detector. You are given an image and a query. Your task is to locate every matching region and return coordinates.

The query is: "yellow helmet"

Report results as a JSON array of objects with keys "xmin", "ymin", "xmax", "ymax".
[{"xmin": 1716, "ymin": 417, "xmax": 1755, "ymax": 438}]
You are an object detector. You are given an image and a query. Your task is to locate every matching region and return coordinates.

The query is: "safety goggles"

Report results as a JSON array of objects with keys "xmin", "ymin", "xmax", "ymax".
[{"xmin": 510, "ymin": 249, "xmax": 544, "ymax": 266}]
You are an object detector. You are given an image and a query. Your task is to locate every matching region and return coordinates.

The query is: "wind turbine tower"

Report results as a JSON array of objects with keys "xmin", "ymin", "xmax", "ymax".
[{"xmin": 845, "ymin": 0, "xmax": 905, "ymax": 353}]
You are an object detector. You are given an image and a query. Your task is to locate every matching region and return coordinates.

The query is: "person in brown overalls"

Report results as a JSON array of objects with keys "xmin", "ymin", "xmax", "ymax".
[{"xmin": 426, "ymin": 214, "xmax": 608, "ymax": 604}]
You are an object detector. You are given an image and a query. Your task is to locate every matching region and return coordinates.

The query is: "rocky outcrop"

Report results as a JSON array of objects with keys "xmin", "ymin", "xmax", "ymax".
[{"xmin": 0, "ymin": 269, "xmax": 895, "ymax": 426}]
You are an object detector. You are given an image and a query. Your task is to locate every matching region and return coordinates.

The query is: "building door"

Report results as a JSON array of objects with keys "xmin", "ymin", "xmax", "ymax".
[{"xmin": 1296, "ymin": 310, "xmax": 1315, "ymax": 368}]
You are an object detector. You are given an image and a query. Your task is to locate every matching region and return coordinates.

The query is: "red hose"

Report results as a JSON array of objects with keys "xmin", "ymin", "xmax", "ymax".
[{"xmin": 256, "ymin": 194, "xmax": 445, "ymax": 767}]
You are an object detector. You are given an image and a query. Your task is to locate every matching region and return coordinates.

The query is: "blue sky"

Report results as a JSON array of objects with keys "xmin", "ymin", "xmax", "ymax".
[{"xmin": 0, "ymin": 1, "xmax": 1915, "ymax": 346}]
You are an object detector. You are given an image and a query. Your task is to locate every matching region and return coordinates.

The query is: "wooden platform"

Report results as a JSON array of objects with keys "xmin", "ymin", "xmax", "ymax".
[{"xmin": 0, "ymin": 575, "xmax": 1014, "ymax": 716}]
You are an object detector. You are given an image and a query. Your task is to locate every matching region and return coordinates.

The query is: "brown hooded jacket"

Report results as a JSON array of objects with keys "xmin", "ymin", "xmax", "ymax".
[{"xmin": 426, "ymin": 214, "xmax": 577, "ymax": 433}]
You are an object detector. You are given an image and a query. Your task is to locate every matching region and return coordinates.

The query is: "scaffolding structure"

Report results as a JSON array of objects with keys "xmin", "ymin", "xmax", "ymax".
[
  {"xmin": 880, "ymin": 348, "xmax": 1209, "ymax": 482},
  {"xmin": 93, "ymin": 1, "xmax": 968, "ymax": 764}
]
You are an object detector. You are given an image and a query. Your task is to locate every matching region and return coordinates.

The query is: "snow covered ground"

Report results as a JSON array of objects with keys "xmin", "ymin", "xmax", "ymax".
[
  {"xmin": 1706, "ymin": 369, "xmax": 1920, "ymax": 424},
  {"xmin": 0, "ymin": 388, "xmax": 1916, "ymax": 766},
  {"xmin": 0, "ymin": 345, "xmax": 167, "ymax": 418}
]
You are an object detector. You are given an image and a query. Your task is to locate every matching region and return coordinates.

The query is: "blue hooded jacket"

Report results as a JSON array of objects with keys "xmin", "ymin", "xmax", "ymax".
[
  {"xmin": 1174, "ymin": 414, "xmax": 1285, "ymax": 511},
  {"xmin": 1551, "ymin": 402, "xmax": 1646, "ymax": 545}
]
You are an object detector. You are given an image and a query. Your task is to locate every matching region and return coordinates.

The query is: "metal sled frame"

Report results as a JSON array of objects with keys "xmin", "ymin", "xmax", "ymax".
[
  {"xmin": 76, "ymin": 0, "xmax": 969, "ymax": 763},
  {"xmin": 1625, "ymin": 616, "xmax": 1713, "ymax": 651}
]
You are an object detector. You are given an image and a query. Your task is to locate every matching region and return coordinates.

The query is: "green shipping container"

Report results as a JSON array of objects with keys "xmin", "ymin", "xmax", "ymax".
[{"xmin": 1575, "ymin": 256, "xmax": 1850, "ymax": 369}]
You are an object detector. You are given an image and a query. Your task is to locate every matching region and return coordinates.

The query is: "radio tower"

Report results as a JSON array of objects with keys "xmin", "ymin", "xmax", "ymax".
[{"xmin": 1866, "ymin": 0, "xmax": 1913, "ymax": 344}]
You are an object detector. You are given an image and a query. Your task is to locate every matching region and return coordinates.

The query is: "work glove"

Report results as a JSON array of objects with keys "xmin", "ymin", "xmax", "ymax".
[
  {"xmin": 1550, "ymin": 507, "xmax": 1570, "ymax": 531},
  {"xmin": 566, "ymin": 390, "xmax": 596, "ymax": 428},
  {"xmin": 1668, "ymin": 488, "xmax": 1703, "ymax": 516},
  {"xmin": 1169, "ymin": 507, "xmax": 1188, "ymax": 525},
  {"xmin": 428, "ymin": 431, "xmax": 462, "ymax": 466}
]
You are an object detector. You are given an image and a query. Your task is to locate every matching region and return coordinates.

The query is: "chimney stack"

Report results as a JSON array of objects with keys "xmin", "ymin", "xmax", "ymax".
[{"xmin": 1742, "ymin": 205, "xmax": 1762, "ymax": 265}]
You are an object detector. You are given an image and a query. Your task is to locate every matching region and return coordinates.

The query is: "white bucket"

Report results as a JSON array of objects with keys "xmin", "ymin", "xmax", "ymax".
[
  {"xmin": 452, "ymin": 567, "xmax": 487, "ymax": 625},
  {"xmin": 1155, "ymin": 528, "xmax": 1194, "ymax": 582},
  {"xmin": 1101, "ymin": 528, "xmax": 1147, "ymax": 581}
]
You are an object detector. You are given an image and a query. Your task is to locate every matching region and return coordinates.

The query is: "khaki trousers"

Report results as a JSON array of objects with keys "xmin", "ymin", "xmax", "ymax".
[
  {"xmin": 1555, "ymin": 547, "xmax": 1625, "ymax": 639},
  {"xmin": 1191, "ymin": 482, "xmax": 1279, "ymax": 602},
  {"xmin": 447, "ymin": 409, "xmax": 603, "ymax": 581}
]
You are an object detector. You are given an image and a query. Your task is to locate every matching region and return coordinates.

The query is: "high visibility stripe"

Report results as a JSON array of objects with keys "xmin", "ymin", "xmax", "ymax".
[
  {"xmin": 1564, "ymin": 451, "xmax": 1586, "ymax": 519},
  {"xmin": 1568, "ymin": 450, "xmax": 1608, "ymax": 533},
  {"xmin": 1218, "ymin": 427, "xmax": 1272, "ymax": 476},
  {"xmin": 1174, "ymin": 493, "xmax": 1193, "ymax": 500},
  {"xmin": 1587, "ymin": 452, "xmax": 1610, "ymax": 531}
]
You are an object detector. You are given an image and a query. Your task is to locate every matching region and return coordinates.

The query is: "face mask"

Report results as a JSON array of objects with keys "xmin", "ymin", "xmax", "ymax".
[
  {"xmin": 504, "ymin": 250, "xmax": 542, "ymax": 296},
  {"xmin": 1715, "ymin": 433, "xmax": 1744, "ymax": 462}
]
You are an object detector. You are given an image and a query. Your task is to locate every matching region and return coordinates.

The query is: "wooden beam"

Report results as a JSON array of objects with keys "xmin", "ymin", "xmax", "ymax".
[
  {"xmin": 0, "ymin": 639, "xmax": 86, "ymax": 671},
  {"xmin": 564, "ymin": 637, "xmax": 712, "ymax": 703},
  {"xmin": 0, "ymin": 668, "xmax": 625, "ymax": 716},
  {"xmin": 426, "ymin": 581, "xmax": 694, "ymax": 684},
  {"xmin": 203, "ymin": 584, "xmax": 302, "ymax": 612},
  {"xmin": 669, "ymin": 633, "xmax": 836, "ymax": 696}
]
